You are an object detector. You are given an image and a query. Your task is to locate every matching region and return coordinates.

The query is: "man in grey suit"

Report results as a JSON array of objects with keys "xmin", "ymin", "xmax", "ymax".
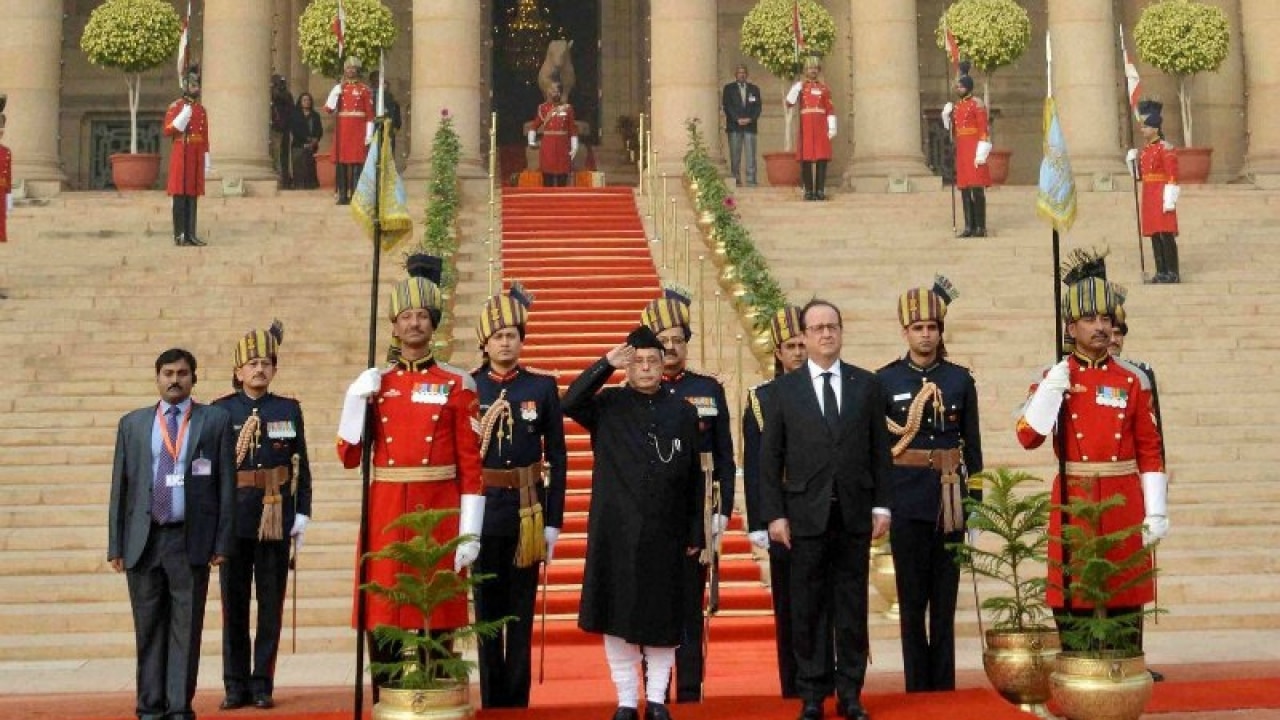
[
  {"xmin": 109, "ymin": 348, "xmax": 236, "ymax": 720},
  {"xmin": 759, "ymin": 300, "xmax": 893, "ymax": 720}
]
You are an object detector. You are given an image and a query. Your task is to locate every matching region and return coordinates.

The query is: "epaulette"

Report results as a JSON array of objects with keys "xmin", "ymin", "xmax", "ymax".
[
  {"xmin": 876, "ymin": 358, "xmax": 902, "ymax": 373},
  {"xmin": 683, "ymin": 366, "xmax": 724, "ymax": 383},
  {"xmin": 747, "ymin": 387, "xmax": 764, "ymax": 430},
  {"xmin": 1111, "ymin": 357, "xmax": 1153, "ymax": 391},
  {"xmin": 523, "ymin": 365, "xmax": 560, "ymax": 378},
  {"xmin": 212, "ymin": 392, "xmax": 237, "ymax": 403},
  {"xmin": 437, "ymin": 360, "xmax": 479, "ymax": 392}
]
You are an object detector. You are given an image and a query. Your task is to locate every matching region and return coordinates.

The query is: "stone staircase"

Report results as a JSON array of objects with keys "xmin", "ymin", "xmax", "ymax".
[{"xmin": 0, "ymin": 181, "xmax": 1276, "ymax": 663}]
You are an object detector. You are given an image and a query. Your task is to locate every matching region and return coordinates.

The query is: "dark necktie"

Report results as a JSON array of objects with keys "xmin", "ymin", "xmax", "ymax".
[
  {"xmin": 152, "ymin": 407, "xmax": 179, "ymax": 524},
  {"xmin": 822, "ymin": 372, "xmax": 839, "ymax": 429}
]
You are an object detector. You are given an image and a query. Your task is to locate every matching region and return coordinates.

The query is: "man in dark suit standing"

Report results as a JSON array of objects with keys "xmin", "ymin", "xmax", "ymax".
[
  {"xmin": 109, "ymin": 348, "xmax": 236, "ymax": 720},
  {"xmin": 760, "ymin": 300, "xmax": 893, "ymax": 720},
  {"xmin": 722, "ymin": 64, "xmax": 763, "ymax": 186}
]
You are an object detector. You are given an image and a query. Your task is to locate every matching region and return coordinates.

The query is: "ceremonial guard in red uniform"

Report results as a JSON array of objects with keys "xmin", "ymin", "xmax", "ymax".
[
  {"xmin": 471, "ymin": 285, "xmax": 567, "ymax": 709},
  {"xmin": 640, "ymin": 286, "xmax": 735, "ymax": 704},
  {"xmin": 1127, "ymin": 101, "xmax": 1181, "ymax": 283},
  {"xmin": 942, "ymin": 63, "xmax": 992, "ymax": 237},
  {"xmin": 336, "ymin": 254, "xmax": 484, "ymax": 694},
  {"xmin": 1016, "ymin": 254, "xmax": 1169, "ymax": 651},
  {"xmin": 164, "ymin": 66, "xmax": 209, "ymax": 246},
  {"xmin": 786, "ymin": 57, "xmax": 836, "ymax": 201},
  {"xmin": 324, "ymin": 56, "xmax": 374, "ymax": 205},
  {"xmin": 213, "ymin": 322, "xmax": 313, "ymax": 710},
  {"xmin": 0, "ymin": 101, "xmax": 11, "ymax": 243},
  {"xmin": 876, "ymin": 277, "xmax": 982, "ymax": 693},
  {"xmin": 527, "ymin": 81, "xmax": 578, "ymax": 187},
  {"xmin": 742, "ymin": 307, "xmax": 808, "ymax": 699}
]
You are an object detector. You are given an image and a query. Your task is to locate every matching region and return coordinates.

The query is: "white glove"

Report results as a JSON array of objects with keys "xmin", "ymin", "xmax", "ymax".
[
  {"xmin": 527, "ymin": 129, "xmax": 537, "ymax": 147},
  {"xmin": 1141, "ymin": 472, "xmax": 1169, "ymax": 546},
  {"xmin": 203, "ymin": 152, "xmax": 211, "ymax": 175},
  {"xmin": 1162, "ymin": 184, "xmax": 1180, "ymax": 212},
  {"xmin": 172, "ymin": 104, "xmax": 192, "ymax": 132},
  {"xmin": 293, "ymin": 532, "xmax": 305, "ymax": 552},
  {"xmin": 941, "ymin": 102, "xmax": 954, "ymax": 131},
  {"xmin": 1125, "ymin": 148, "xmax": 1139, "ymax": 177},
  {"xmin": 5, "ymin": 194, "xmax": 11, "ymax": 212},
  {"xmin": 785, "ymin": 81, "xmax": 803, "ymax": 106},
  {"xmin": 337, "ymin": 368, "xmax": 381, "ymax": 445},
  {"xmin": 454, "ymin": 494, "xmax": 486, "ymax": 572},
  {"xmin": 544, "ymin": 526, "xmax": 561, "ymax": 564},
  {"xmin": 748, "ymin": 530, "xmax": 769, "ymax": 549},
  {"xmin": 570, "ymin": 135, "xmax": 579, "ymax": 159},
  {"xmin": 365, "ymin": 121, "xmax": 374, "ymax": 146},
  {"xmin": 1022, "ymin": 360, "xmax": 1071, "ymax": 435},
  {"xmin": 975, "ymin": 139, "xmax": 993, "ymax": 166},
  {"xmin": 290, "ymin": 513, "xmax": 309, "ymax": 536},
  {"xmin": 827, "ymin": 115, "xmax": 837, "ymax": 140},
  {"xmin": 966, "ymin": 511, "xmax": 980, "ymax": 546},
  {"xmin": 325, "ymin": 84, "xmax": 342, "ymax": 112},
  {"xmin": 712, "ymin": 514, "xmax": 729, "ymax": 536}
]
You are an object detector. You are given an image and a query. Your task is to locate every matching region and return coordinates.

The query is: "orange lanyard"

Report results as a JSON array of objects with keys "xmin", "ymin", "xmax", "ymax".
[{"xmin": 157, "ymin": 404, "xmax": 192, "ymax": 461}]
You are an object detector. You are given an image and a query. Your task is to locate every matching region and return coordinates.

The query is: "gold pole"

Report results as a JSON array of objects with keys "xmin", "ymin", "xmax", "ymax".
[
  {"xmin": 638, "ymin": 113, "xmax": 646, "ymax": 196},
  {"xmin": 650, "ymin": 145, "xmax": 658, "ymax": 220},
  {"xmin": 660, "ymin": 175, "xmax": 670, "ymax": 269},
  {"xmin": 669, "ymin": 197, "xmax": 677, "ymax": 274},
  {"xmin": 714, "ymin": 290, "xmax": 723, "ymax": 372},
  {"xmin": 735, "ymin": 334, "xmax": 745, "ymax": 465},
  {"xmin": 683, "ymin": 224, "xmax": 692, "ymax": 287},
  {"xmin": 487, "ymin": 111, "xmax": 498, "ymax": 296},
  {"xmin": 697, "ymin": 255, "xmax": 707, "ymax": 367}
]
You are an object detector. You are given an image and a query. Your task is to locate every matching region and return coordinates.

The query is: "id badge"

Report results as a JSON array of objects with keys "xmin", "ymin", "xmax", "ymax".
[
  {"xmin": 191, "ymin": 458, "xmax": 212, "ymax": 476},
  {"xmin": 165, "ymin": 473, "xmax": 185, "ymax": 488}
]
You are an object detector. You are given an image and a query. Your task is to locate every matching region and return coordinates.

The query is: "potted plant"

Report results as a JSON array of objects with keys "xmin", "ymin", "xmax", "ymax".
[
  {"xmin": 739, "ymin": 0, "xmax": 836, "ymax": 186},
  {"xmin": 79, "ymin": 0, "xmax": 183, "ymax": 191},
  {"xmin": 420, "ymin": 109, "xmax": 462, "ymax": 360},
  {"xmin": 361, "ymin": 508, "xmax": 511, "ymax": 720},
  {"xmin": 1134, "ymin": 0, "xmax": 1231, "ymax": 184},
  {"xmin": 951, "ymin": 468, "xmax": 1060, "ymax": 715},
  {"xmin": 1047, "ymin": 481, "xmax": 1162, "ymax": 720},
  {"xmin": 934, "ymin": 0, "xmax": 1031, "ymax": 184}
]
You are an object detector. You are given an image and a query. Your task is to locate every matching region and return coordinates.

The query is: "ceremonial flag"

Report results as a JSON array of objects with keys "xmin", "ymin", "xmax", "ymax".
[
  {"xmin": 1036, "ymin": 33, "xmax": 1077, "ymax": 233},
  {"xmin": 944, "ymin": 20, "xmax": 961, "ymax": 79},
  {"xmin": 333, "ymin": 0, "xmax": 346, "ymax": 58},
  {"xmin": 352, "ymin": 121, "xmax": 413, "ymax": 251},
  {"xmin": 176, "ymin": 0, "xmax": 192, "ymax": 88},
  {"xmin": 1119, "ymin": 24, "xmax": 1142, "ymax": 121},
  {"xmin": 792, "ymin": 0, "xmax": 806, "ymax": 59}
]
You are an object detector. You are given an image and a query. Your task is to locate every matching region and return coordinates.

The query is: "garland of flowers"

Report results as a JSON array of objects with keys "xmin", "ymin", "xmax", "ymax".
[
  {"xmin": 419, "ymin": 109, "xmax": 461, "ymax": 355},
  {"xmin": 683, "ymin": 119, "xmax": 786, "ymax": 333},
  {"xmin": 298, "ymin": 0, "xmax": 397, "ymax": 79}
]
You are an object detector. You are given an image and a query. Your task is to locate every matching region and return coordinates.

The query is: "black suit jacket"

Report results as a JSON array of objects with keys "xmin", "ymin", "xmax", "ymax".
[
  {"xmin": 722, "ymin": 81, "xmax": 763, "ymax": 133},
  {"xmin": 108, "ymin": 402, "xmax": 237, "ymax": 568},
  {"xmin": 758, "ymin": 361, "xmax": 893, "ymax": 537}
]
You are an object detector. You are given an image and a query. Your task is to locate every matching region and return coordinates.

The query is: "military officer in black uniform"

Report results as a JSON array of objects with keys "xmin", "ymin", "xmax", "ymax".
[
  {"xmin": 639, "ymin": 286, "xmax": 735, "ymax": 703},
  {"xmin": 471, "ymin": 284, "xmax": 568, "ymax": 708},
  {"xmin": 213, "ymin": 322, "xmax": 313, "ymax": 709},
  {"xmin": 742, "ymin": 306, "xmax": 809, "ymax": 699},
  {"xmin": 876, "ymin": 277, "xmax": 982, "ymax": 693}
]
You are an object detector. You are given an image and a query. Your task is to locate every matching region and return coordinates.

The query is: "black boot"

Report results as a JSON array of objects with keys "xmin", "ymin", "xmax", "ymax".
[
  {"xmin": 172, "ymin": 197, "xmax": 186, "ymax": 245},
  {"xmin": 959, "ymin": 190, "xmax": 975, "ymax": 237},
  {"xmin": 815, "ymin": 161, "xmax": 828, "ymax": 200},
  {"xmin": 1165, "ymin": 234, "xmax": 1181, "ymax": 283},
  {"xmin": 801, "ymin": 162, "xmax": 814, "ymax": 200},
  {"xmin": 972, "ymin": 188, "xmax": 987, "ymax": 237},
  {"xmin": 184, "ymin": 198, "xmax": 205, "ymax": 246},
  {"xmin": 1150, "ymin": 235, "xmax": 1169, "ymax": 283}
]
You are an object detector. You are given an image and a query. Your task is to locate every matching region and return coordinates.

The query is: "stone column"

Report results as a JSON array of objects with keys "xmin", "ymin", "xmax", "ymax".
[
  {"xmin": 405, "ymin": 0, "xmax": 485, "ymax": 180},
  {"xmin": 1046, "ymin": 0, "xmax": 1126, "ymax": 189},
  {"xmin": 1240, "ymin": 0, "xmax": 1280, "ymax": 186},
  {"xmin": 272, "ymin": 0, "xmax": 292, "ymax": 77},
  {"xmin": 845, "ymin": 0, "xmax": 937, "ymax": 192},
  {"xmin": 0, "ymin": 0, "xmax": 66, "ymax": 196},
  {"xmin": 203, "ymin": 0, "xmax": 276, "ymax": 185},
  {"xmin": 288, "ymin": 0, "xmax": 311, "ymax": 96},
  {"xmin": 650, "ymin": 0, "xmax": 720, "ymax": 175}
]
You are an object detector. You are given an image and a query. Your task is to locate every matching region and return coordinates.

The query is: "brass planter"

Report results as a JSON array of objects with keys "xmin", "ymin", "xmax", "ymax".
[
  {"xmin": 373, "ymin": 683, "xmax": 473, "ymax": 720},
  {"xmin": 1050, "ymin": 652, "xmax": 1152, "ymax": 720},
  {"xmin": 983, "ymin": 628, "xmax": 1060, "ymax": 717},
  {"xmin": 868, "ymin": 547, "xmax": 899, "ymax": 620}
]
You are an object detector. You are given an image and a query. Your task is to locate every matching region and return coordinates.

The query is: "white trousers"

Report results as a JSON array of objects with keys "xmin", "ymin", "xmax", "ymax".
[{"xmin": 603, "ymin": 634, "xmax": 677, "ymax": 707}]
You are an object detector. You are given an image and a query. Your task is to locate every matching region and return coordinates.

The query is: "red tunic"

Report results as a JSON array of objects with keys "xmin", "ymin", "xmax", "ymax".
[
  {"xmin": 952, "ymin": 96, "xmax": 992, "ymax": 189},
  {"xmin": 163, "ymin": 99, "xmax": 209, "ymax": 197},
  {"xmin": 530, "ymin": 101, "xmax": 576, "ymax": 175},
  {"xmin": 326, "ymin": 81, "xmax": 374, "ymax": 165},
  {"xmin": 1140, "ymin": 139, "xmax": 1178, "ymax": 236},
  {"xmin": 0, "ymin": 144, "xmax": 10, "ymax": 242},
  {"xmin": 337, "ymin": 360, "xmax": 484, "ymax": 631},
  {"xmin": 1016, "ymin": 354, "xmax": 1164, "ymax": 609},
  {"xmin": 788, "ymin": 81, "xmax": 834, "ymax": 161}
]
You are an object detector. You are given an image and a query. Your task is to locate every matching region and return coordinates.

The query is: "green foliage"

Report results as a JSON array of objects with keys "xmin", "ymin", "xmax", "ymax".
[
  {"xmin": 1134, "ymin": 0, "xmax": 1230, "ymax": 77},
  {"xmin": 950, "ymin": 468, "xmax": 1052, "ymax": 632},
  {"xmin": 740, "ymin": 0, "xmax": 837, "ymax": 80},
  {"xmin": 416, "ymin": 110, "xmax": 462, "ymax": 356},
  {"xmin": 80, "ymin": 0, "xmax": 182, "ymax": 74},
  {"xmin": 934, "ymin": 0, "xmax": 1031, "ymax": 74},
  {"xmin": 683, "ymin": 120, "xmax": 786, "ymax": 327},
  {"xmin": 1049, "ymin": 480, "xmax": 1162, "ymax": 656},
  {"xmin": 298, "ymin": 0, "xmax": 397, "ymax": 79},
  {"xmin": 361, "ymin": 509, "xmax": 512, "ymax": 690}
]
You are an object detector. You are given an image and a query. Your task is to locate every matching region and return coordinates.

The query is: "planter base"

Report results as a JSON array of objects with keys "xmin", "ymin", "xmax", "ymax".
[
  {"xmin": 373, "ymin": 684, "xmax": 472, "ymax": 720},
  {"xmin": 763, "ymin": 152, "xmax": 800, "ymax": 187},
  {"xmin": 109, "ymin": 153, "xmax": 161, "ymax": 192},
  {"xmin": 1051, "ymin": 652, "xmax": 1152, "ymax": 720},
  {"xmin": 1175, "ymin": 147, "xmax": 1213, "ymax": 185},
  {"xmin": 988, "ymin": 149, "xmax": 1012, "ymax": 186}
]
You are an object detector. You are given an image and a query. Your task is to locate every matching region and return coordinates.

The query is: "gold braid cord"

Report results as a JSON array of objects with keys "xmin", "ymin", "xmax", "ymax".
[
  {"xmin": 235, "ymin": 410, "xmax": 261, "ymax": 466},
  {"xmin": 478, "ymin": 389, "xmax": 512, "ymax": 459},
  {"xmin": 886, "ymin": 382, "xmax": 944, "ymax": 457}
]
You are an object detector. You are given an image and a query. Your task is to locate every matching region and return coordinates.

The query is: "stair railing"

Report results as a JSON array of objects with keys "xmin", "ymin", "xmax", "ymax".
[{"xmin": 486, "ymin": 110, "xmax": 499, "ymax": 296}]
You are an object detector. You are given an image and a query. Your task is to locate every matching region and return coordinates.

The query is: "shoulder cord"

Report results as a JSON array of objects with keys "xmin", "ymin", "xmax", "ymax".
[
  {"xmin": 478, "ymin": 389, "xmax": 512, "ymax": 459},
  {"xmin": 886, "ymin": 382, "xmax": 944, "ymax": 457}
]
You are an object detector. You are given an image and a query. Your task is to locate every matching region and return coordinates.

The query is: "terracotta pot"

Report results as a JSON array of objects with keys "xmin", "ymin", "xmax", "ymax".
[
  {"xmin": 763, "ymin": 151, "xmax": 800, "ymax": 187},
  {"xmin": 987, "ymin": 149, "xmax": 1013, "ymax": 186},
  {"xmin": 1050, "ymin": 652, "xmax": 1152, "ymax": 720},
  {"xmin": 109, "ymin": 153, "xmax": 161, "ymax": 192},
  {"xmin": 315, "ymin": 152, "xmax": 335, "ymax": 189},
  {"xmin": 1175, "ymin": 147, "xmax": 1213, "ymax": 185}
]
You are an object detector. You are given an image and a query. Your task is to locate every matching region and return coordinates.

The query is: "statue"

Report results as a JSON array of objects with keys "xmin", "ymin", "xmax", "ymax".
[{"xmin": 537, "ymin": 39, "xmax": 575, "ymax": 103}]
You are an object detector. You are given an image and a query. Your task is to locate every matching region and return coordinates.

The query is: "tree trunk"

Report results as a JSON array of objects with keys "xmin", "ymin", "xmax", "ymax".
[
  {"xmin": 781, "ymin": 76, "xmax": 795, "ymax": 152},
  {"xmin": 1178, "ymin": 75, "xmax": 1194, "ymax": 148},
  {"xmin": 127, "ymin": 73, "xmax": 141, "ymax": 155}
]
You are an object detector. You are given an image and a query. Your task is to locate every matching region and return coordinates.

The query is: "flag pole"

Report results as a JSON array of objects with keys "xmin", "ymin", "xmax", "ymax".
[{"xmin": 1119, "ymin": 25, "xmax": 1148, "ymax": 282}]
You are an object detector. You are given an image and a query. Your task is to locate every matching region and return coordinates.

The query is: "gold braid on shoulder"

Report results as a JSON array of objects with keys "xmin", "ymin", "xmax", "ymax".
[
  {"xmin": 235, "ymin": 409, "xmax": 261, "ymax": 466},
  {"xmin": 478, "ymin": 389, "xmax": 512, "ymax": 458},
  {"xmin": 886, "ymin": 382, "xmax": 944, "ymax": 457}
]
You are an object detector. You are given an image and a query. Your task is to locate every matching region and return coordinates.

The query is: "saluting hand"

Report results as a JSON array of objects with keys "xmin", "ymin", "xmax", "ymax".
[{"xmin": 605, "ymin": 343, "xmax": 634, "ymax": 370}]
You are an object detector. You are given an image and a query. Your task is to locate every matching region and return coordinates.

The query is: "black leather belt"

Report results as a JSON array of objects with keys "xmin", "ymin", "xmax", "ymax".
[{"xmin": 152, "ymin": 521, "xmax": 184, "ymax": 529}]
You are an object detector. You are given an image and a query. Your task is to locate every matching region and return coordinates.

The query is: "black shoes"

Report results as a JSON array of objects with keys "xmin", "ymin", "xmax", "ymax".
[
  {"xmin": 173, "ymin": 234, "xmax": 207, "ymax": 247},
  {"xmin": 219, "ymin": 693, "xmax": 250, "ymax": 710},
  {"xmin": 1149, "ymin": 668, "xmax": 1166, "ymax": 682},
  {"xmin": 803, "ymin": 192, "xmax": 815, "ymax": 201},
  {"xmin": 253, "ymin": 693, "xmax": 275, "ymax": 709},
  {"xmin": 838, "ymin": 699, "xmax": 870, "ymax": 720},
  {"xmin": 644, "ymin": 703, "xmax": 673, "ymax": 720},
  {"xmin": 611, "ymin": 707, "xmax": 640, "ymax": 720},
  {"xmin": 814, "ymin": 191, "xmax": 826, "ymax": 201},
  {"xmin": 798, "ymin": 700, "xmax": 824, "ymax": 720}
]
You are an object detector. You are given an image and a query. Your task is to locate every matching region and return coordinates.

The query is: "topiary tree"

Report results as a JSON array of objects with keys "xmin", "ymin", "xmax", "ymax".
[
  {"xmin": 79, "ymin": 0, "xmax": 183, "ymax": 155},
  {"xmin": 298, "ymin": 0, "xmax": 397, "ymax": 79},
  {"xmin": 740, "ymin": 0, "xmax": 836, "ymax": 151},
  {"xmin": 1134, "ymin": 0, "xmax": 1230, "ymax": 148},
  {"xmin": 934, "ymin": 0, "xmax": 1031, "ymax": 112}
]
